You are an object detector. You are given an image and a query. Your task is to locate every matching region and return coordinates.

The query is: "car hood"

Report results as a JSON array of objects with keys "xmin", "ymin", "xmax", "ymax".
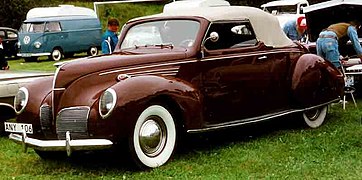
[
  {"xmin": 304, "ymin": 1, "xmax": 362, "ymax": 42},
  {"xmin": 54, "ymin": 48, "xmax": 188, "ymax": 88}
]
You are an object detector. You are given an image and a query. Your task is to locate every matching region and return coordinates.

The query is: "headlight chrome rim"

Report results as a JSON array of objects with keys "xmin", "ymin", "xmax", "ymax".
[
  {"xmin": 99, "ymin": 88, "xmax": 117, "ymax": 119},
  {"xmin": 34, "ymin": 41, "xmax": 41, "ymax": 49},
  {"xmin": 14, "ymin": 87, "xmax": 29, "ymax": 115}
]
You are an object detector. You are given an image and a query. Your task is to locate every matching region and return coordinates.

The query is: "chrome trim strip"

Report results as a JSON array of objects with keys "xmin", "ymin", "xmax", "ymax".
[
  {"xmin": 99, "ymin": 59, "xmax": 196, "ymax": 76},
  {"xmin": 53, "ymin": 88, "xmax": 66, "ymax": 91},
  {"xmin": 17, "ymin": 53, "xmax": 51, "ymax": 57},
  {"xmin": 187, "ymin": 99, "xmax": 338, "ymax": 133},
  {"xmin": 52, "ymin": 63, "xmax": 65, "ymax": 120},
  {"xmin": 98, "ymin": 49, "xmax": 300, "ymax": 76},
  {"xmin": 9, "ymin": 132, "xmax": 113, "ymax": 154}
]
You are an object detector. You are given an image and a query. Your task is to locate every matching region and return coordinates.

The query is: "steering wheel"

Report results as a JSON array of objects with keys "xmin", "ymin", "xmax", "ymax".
[{"xmin": 179, "ymin": 39, "xmax": 194, "ymax": 47}]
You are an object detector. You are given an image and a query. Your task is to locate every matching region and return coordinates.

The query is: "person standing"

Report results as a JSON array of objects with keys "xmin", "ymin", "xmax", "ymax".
[
  {"xmin": 316, "ymin": 21, "xmax": 362, "ymax": 68},
  {"xmin": 283, "ymin": 16, "xmax": 307, "ymax": 41},
  {"xmin": 102, "ymin": 18, "xmax": 120, "ymax": 54},
  {"xmin": 0, "ymin": 37, "xmax": 9, "ymax": 70}
]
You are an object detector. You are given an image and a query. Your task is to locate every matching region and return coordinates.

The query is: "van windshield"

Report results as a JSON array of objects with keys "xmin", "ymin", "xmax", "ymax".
[
  {"xmin": 121, "ymin": 19, "xmax": 200, "ymax": 49},
  {"xmin": 20, "ymin": 22, "xmax": 45, "ymax": 33}
]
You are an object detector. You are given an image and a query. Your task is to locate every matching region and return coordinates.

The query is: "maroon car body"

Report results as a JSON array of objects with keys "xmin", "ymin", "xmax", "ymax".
[{"xmin": 5, "ymin": 5, "xmax": 344, "ymax": 169}]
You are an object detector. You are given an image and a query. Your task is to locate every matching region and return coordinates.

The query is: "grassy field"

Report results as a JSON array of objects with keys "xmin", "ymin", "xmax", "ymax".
[{"xmin": 1, "ymin": 99, "xmax": 361, "ymax": 179}]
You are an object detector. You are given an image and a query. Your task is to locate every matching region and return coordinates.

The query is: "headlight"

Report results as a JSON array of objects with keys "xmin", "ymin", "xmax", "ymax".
[
  {"xmin": 14, "ymin": 87, "xmax": 29, "ymax": 114},
  {"xmin": 99, "ymin": 88, "xmax": 117, "ymax": 119},
  {"xmin": 34, "ymin": 41, "xmax": 41, "ymax": 49}
]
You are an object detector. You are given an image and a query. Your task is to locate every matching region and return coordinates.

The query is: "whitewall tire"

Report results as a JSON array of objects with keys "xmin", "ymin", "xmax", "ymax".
[
  {"xmin": 130, "ymin": 105, "xmax": 176, "ymax": 168},
  {"xmin": 303, "ymin": 105, "xmax": 328, "ymax": 128},
  {"xmin": 50, "ymin": 48, "xmax": 63, "ymax": 61}
]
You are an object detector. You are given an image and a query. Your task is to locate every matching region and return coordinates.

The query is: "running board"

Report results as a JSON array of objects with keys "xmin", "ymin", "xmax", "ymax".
[{"xmin": 187, "ymin": 99, "xmax": 338, "ymax": 133}]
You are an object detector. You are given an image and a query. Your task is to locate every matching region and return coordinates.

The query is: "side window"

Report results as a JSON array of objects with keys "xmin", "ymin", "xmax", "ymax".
[
  {"xmin": 7, "ymin": 31, "xmax": 17, "ymax": 39},
  {"xmin": 45, "ymin": 22, "xmax": 62, "ymax": 32},
  {"xmin": 204, "ymin": 22, "xmax": 257, "ymax": 50},
  {"xmin": 0, "ymin": 31, "xmax": 5, "ymax": 39}
]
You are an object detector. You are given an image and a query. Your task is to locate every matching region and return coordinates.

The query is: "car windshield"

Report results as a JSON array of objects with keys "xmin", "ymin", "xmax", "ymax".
[
  {"xmin": 121, "ymin": 19, "xmax": 200, "ymax": 49},
  {"xmin": 265, "ymin": 5, "xmax": 297, "ymax": 14},
  {"xmin": 20, "ymin": 22, "xmax": 45, "ymax": 33}
]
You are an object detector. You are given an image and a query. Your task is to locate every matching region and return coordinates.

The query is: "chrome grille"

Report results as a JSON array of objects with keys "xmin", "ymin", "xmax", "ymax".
[
  {"xmin": 56, "ymin": 106, "xmax": 89, "ymax": 139},
  {"xmin": 40, "ymin": 105, "xmax": 52, "ymax": 135}
]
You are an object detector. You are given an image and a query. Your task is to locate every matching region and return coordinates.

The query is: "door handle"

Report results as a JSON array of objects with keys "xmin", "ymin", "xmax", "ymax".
[{"xmin": 258, "ymin": 56, "xmax": 267, "ymax": 60}]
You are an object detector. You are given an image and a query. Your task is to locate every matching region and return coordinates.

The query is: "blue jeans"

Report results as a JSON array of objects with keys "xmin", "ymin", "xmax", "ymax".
[{"xmin": 316, "ymin": 31, "xmax": 340, "ymax": 68}]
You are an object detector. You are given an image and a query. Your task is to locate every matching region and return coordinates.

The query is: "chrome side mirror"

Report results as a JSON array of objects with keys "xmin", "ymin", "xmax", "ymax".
[
  {"xmin": 209, "ymin": 32, "xmax": 219, "ymax": 42},
  {"xmin": 201, "ymin": 32, "xmax": 219, "ymax": 58}
]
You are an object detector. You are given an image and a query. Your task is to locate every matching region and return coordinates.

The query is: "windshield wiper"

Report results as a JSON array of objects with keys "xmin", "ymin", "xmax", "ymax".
[
  {"xmin": 154, "ymin": 43, "xmax": 174, "ymax": 49},
  {"xmin": 132, "ymin": 43, "xmax": 174, "ymax": 49}
]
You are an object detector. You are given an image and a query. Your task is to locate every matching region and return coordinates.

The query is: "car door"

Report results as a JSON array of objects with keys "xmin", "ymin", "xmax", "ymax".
[
  {"xmin": 5, "ymin": 29, "xmax": 18, "ymax": 57},
  {"xmin": 200, "ymin": 21, "xmax": 289, "ymax": 124}
]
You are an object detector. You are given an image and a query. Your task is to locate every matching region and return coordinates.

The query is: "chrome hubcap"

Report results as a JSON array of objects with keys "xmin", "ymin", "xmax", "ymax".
[
  {"xmin": 52, "ymin": 50, "xmax": 61, "ymax": 60},
  {"xmin": 139, "ymin": 117, "xmax": 166, "ymax": 157},
  {"xmin": 90, "ymin": 47, "xmax": 97, "ymax": 55},
  {"xmin": 305, "ymin": 109, "xmax": 320, "ymax": 121}
]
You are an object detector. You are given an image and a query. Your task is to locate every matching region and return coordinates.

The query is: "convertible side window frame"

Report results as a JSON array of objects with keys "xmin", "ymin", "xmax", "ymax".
[{"xmin": 203, "ymin": 20, "xmax": 258, "ymax": 53}]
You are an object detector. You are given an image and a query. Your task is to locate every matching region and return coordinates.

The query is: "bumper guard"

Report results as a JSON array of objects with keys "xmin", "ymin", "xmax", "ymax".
[{"xmin": 9, "ymin": 130, "xmax": 113, "ymax": 156}]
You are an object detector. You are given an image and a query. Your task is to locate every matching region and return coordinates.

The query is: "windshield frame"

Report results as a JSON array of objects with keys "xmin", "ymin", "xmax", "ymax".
[{"xmin": 119, "ymin": 18, "xmax": 201, "ymax": 50}]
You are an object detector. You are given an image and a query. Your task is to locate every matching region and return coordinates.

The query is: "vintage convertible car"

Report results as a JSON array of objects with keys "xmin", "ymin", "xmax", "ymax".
[{"xmin": 5, "ymin": 4, "xmax": 344, "ymax": 169}]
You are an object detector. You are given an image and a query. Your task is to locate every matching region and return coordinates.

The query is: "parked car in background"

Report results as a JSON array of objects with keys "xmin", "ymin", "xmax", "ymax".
[
  {"xmin": 261, "ymin": 0, "xmax": 309, "ymax": 27},
  {"xmin": 304, "ymin": 0, "xmax": 362, "ymax": 56},
  {"xmin": 5, "ymin": 0, "xmax": 344, "ymax": 169},
  {"xmin": 0, "ymin": 27, "xmax": 19, "ymax": 58},
  {"xmin": 17, "ymin": 5, "xmax": 101, "ymax": 62},
  {"xmin": 0, "ymin": 71, "xmax": 53, "ymax": 135}
]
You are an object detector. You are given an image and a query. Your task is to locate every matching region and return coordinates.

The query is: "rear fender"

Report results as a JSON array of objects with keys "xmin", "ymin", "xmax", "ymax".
[
  {"xmin": 291, "ymin": 54, "xmax": 344, "ymax": 106},
  {"xmin": 107, "ymin": 75, "xmax": 202, "ymax": 137}
]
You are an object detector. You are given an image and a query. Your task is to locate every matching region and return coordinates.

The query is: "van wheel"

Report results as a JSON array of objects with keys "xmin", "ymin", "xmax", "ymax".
[
  {"xmin": 87, "ymin": 46, "xmax": 98, "ymax": 56},
  {"xmin": 49, "ymin": 48, "xmax": 63, "ymax": 61},
  {"xmin": 24, "ymin": 57, "xmax": 37, "ymax": 62}
]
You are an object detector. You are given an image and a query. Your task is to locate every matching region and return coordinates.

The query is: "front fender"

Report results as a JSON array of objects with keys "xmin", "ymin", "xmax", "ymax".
[
  {"xmin": 16, "ymin": 76, "xmax": 54, "ymax": 124},
  {"xmin": 291, "ymin": 54, "xmax": 344, "ymax": 107},
  {"xmin": 107, "ymin": 75, "xmax": 202, "ymax": 139}
]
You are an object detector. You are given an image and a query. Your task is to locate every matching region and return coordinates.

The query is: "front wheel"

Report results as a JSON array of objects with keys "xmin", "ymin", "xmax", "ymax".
[
  {"xmin": 129, "ymin": 105, "xmax": 177, "ymax": 169},
  {"xmin": 303, "ymin": 105, "xmax": 328, "ymax": 128},
  {"xmin": 49, "ymin": 48, "xmax": 63, "ymax": 61}
]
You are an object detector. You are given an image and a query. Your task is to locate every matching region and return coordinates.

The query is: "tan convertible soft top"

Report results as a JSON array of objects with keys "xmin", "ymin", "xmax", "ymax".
[{"xmin": 131, "ymin": 6, "xmax": 293, "ymax": 48}]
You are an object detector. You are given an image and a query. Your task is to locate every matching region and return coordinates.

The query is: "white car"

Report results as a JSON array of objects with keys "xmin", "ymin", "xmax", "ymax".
[{"xmin": 261, "ymin": 0, "xmax": 309, "ymax": 27}]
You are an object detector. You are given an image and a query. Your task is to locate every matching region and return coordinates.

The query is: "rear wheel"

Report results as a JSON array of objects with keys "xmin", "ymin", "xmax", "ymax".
[
  {"xmin": 129, "ymin": 105, "xmax": 177, "ymax": 169},
  {"xmin": 87, "ymin": 46, "xmax": 98, "ymax": 56},
  {"xmin": 49, "ymin": 48, "xmax": 63, "ymax": 61},
  {"xmin": 303, "ymin": 105, "xmax": 328, "ymax": 128}
]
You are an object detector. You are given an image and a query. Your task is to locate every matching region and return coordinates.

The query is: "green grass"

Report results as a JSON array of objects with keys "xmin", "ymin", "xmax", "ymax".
[{"xmin": 1, "ymin": 102, "xmax": 361, "ymax": 179}]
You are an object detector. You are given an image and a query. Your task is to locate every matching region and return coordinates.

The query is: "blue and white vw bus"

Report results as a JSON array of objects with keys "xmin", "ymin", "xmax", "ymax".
[{"xmin": 18, "ymin": 5, "xmax": 102, "ymax": 61}]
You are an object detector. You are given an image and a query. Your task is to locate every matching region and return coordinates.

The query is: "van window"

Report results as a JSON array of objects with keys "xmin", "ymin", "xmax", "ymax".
[
  {"xmin": 45, "ymin": 22, "xmax": 61, "ymax": 32},
  {"xmin": 20, "ymin": 22, "xmax": 45, "ymax": 33}
]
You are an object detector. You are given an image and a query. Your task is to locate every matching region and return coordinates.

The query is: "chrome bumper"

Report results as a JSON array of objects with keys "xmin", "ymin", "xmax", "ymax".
[{"xmin": 9, "ymin": 131, "xmax": 113, "ymax": 156}]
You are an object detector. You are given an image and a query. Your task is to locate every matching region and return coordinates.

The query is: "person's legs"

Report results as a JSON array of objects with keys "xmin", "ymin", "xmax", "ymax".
[{"xmin": 323, "ymin": 38, "xmax": 340, "ymax": 68}]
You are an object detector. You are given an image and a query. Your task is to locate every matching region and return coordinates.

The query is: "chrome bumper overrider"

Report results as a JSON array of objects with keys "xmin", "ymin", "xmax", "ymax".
[{"xmin": 9, "ymin": 130, "xmax": 113, "ymax": 156}]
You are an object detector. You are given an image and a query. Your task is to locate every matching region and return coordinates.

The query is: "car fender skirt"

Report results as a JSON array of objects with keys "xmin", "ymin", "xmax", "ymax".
[
  {"xmin": 9, "ymin": 131, "xmax": 113, "ymax": 156},
  {"xmin": 291, "ymin": 54, "xmax": 340, "ymax": 106}
]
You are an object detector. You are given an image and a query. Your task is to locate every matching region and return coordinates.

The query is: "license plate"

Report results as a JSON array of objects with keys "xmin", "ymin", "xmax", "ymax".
[
  {"xmin": 20, "ymin": 53, "xmax": 31, "ymax": 57},
  {"xmin": 346, "ymin": 75, "xmax": 354, "ymax": 87},
  {"xmin": 4, "ymin": 122, "xmax": 33, "ymax": 134}
]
